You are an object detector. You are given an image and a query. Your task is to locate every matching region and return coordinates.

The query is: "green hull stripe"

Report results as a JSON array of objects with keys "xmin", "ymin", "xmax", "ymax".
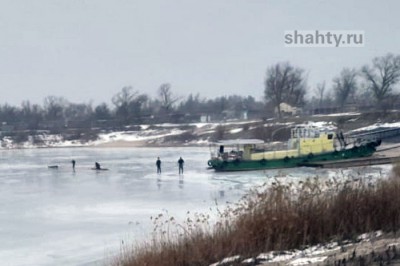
[{"xmin": 208, "ymin": 145, "xmax": 377, "ymax": 172}]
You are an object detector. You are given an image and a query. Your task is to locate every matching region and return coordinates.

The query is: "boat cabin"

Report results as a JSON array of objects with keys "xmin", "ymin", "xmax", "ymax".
[
  {"xmin": 210, "ymin": 139, "xmax": 264, "ymax": 161},
  {"xmin": 287, "ymin": 125, "xmax": 337, "ymax": 155},
  {"xmin": 210, "ymin": 125, "xmax": 338, "ymax": 162}
]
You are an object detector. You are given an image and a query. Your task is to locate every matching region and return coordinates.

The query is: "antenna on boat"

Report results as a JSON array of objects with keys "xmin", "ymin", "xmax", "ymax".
[{"xmin": 337, "ymin": 131, "xmax": 347, "ymax": 149}]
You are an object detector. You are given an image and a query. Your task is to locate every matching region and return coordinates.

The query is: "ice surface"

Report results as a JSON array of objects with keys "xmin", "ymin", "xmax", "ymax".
[{"xmin": 0, "ymin": 147, "xmax": 392, "ymax": 266}]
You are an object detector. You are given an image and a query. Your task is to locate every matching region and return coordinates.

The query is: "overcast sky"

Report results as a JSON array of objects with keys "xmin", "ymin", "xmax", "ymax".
[{"xmin": 1, "ymin": 0, "xmax": 400, "ymax": 106}]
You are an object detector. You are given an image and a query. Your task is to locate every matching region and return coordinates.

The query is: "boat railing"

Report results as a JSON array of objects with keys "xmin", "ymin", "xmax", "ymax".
[
  {"xmin": 214, "ymin": 150, "xmax": 243, "ymax": 161},
  {"xmin": 210, "ymin": 146, "xmax": 244, "ymax": 161}
]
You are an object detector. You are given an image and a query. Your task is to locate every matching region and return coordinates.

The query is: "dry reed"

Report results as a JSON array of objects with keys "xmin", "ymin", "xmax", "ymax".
[{"xmin": 114, "ymin": 165, "xmax": 400, "ymax": 266}]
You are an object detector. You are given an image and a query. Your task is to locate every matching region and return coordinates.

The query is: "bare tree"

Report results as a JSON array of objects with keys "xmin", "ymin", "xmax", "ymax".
[
  {"xmin": 112, "ymin": 86, "xmax": 139, "ymax": 124},
  {"xmin": 333, "ymin": 68, "xmax": 358, "ymax": 110},
  {"xmin": 0, "ymin": 104, "xmax": 19, "ymax": 123},
  {"xmin": 158, "ymin": 83, "xmax": 179, "ymax": 112},
  {"xmin": 21, "ymin": 101, "xmax": 43, "ymax": 129},
  {"xmin": 315, "ymin": 81, "xmax": 325, "ymax": 108},
  {"xmin": 112, "ymin": 86, "xmax": 149, "ymax": 124},
  {"xmin": 361, "ymin": 53, "xmax": 400, "ymax": 109},
  {"xmin": 94, "ymin": 103, "xmax": 112, "ymax": 120},
  {"xmin": 129, "ymin": 94, "xmax": 148, "ymax": 122},
  {"xmin": 64, "ymin": 102, "xmax": 93, "ymax": 121},
  {"xmin": 43, "ymin": 96, "xmax": 68, "ymax": 121},
  {"xmin": 112, "ymin": 87, "xmax": 137, "ymax": 107},
  {"xmin": 264, "ymin": 62, "xmax": 306, "ymax": 118}
]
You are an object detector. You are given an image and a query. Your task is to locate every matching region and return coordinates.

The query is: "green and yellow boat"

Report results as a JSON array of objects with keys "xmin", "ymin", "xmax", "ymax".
[{"xmin": 207, "ymin": 125, "xmax": 381, "ymax": 171}]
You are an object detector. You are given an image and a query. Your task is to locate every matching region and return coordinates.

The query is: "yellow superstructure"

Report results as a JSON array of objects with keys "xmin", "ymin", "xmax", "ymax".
[
  {"xmin": 297, "ymin": 132, "xmax": 335, "ymax": 155},
  {"xmin": 249, "ymin": 126, "xmax": 336, "ymax": 160},
  {"xmin": 250, "ymin": 149, "xmax": 298, "ymax": 160}
]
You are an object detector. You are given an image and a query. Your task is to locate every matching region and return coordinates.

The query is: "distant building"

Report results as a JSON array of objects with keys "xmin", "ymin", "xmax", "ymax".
[
  {"xmin": 275, "ymin": 103, "xmax": 301, "ymax": 116},
  {"xmin": 242, "ymin": 110, "xmax": 248, "ymax": 120}
]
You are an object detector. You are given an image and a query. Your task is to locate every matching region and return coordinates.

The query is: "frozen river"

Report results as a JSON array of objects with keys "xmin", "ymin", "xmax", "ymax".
[{"xmin": 0, "ymin": 147, "xmax": 392, "ymax": 266}]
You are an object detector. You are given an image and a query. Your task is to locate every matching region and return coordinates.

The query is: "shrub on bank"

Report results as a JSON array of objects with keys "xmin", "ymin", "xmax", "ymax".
[{"xmin": 114, "ymin": 167, "xmax": 400, "ymax": 266}]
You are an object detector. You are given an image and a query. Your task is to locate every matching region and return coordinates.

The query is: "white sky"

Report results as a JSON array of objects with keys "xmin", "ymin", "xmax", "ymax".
[{"xmin": 0, "ymin": 0, "xmax": 399, "ymax": 106}]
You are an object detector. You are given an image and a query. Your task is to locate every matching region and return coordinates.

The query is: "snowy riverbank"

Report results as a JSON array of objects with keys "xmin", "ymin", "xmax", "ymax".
[{"xmin": 1, "ymin": 117, "xmax": 400, "ymax": 149}]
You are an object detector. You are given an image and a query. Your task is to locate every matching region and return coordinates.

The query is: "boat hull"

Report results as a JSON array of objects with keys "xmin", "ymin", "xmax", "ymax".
[{"xmin": 208, "ymin": 141, "xmax": 380, "ymax": 172}]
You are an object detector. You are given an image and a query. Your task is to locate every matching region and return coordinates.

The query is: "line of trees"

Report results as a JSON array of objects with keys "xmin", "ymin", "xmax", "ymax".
[
  {"xmin": 0, "ymin": 85, "xmax": 265, "ymax": 131},
  {"xmin": 264, "ymin": 53, "xmax": 400, "ymax": 117},
  {"xmin": 1, "ymin": 53, "xmax": 399, "ymax": 131}
]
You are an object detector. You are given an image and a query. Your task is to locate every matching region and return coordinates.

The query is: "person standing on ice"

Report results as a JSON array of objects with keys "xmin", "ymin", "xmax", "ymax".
[
  {"xmin": 178, "ymin": 157, "xmax": 184, "ymax": 175},
  {"xmin": 71, "ymin": 159, "xmax": 76, "ymax": 171},
  {"xmin": 156, "ymin": 157, "xmax": 161, "ymax": 174}
]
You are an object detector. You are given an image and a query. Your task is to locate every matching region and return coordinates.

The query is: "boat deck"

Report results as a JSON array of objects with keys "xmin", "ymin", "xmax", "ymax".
[{"xmin": 300, "ymin": 144, "xmax": 400, "ymax": 168}]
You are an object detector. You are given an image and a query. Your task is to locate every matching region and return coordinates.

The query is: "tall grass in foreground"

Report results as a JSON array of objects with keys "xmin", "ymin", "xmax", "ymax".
[{"xmin": 114, "ymin": 165, "xmax": 400, "ymax": 266}]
